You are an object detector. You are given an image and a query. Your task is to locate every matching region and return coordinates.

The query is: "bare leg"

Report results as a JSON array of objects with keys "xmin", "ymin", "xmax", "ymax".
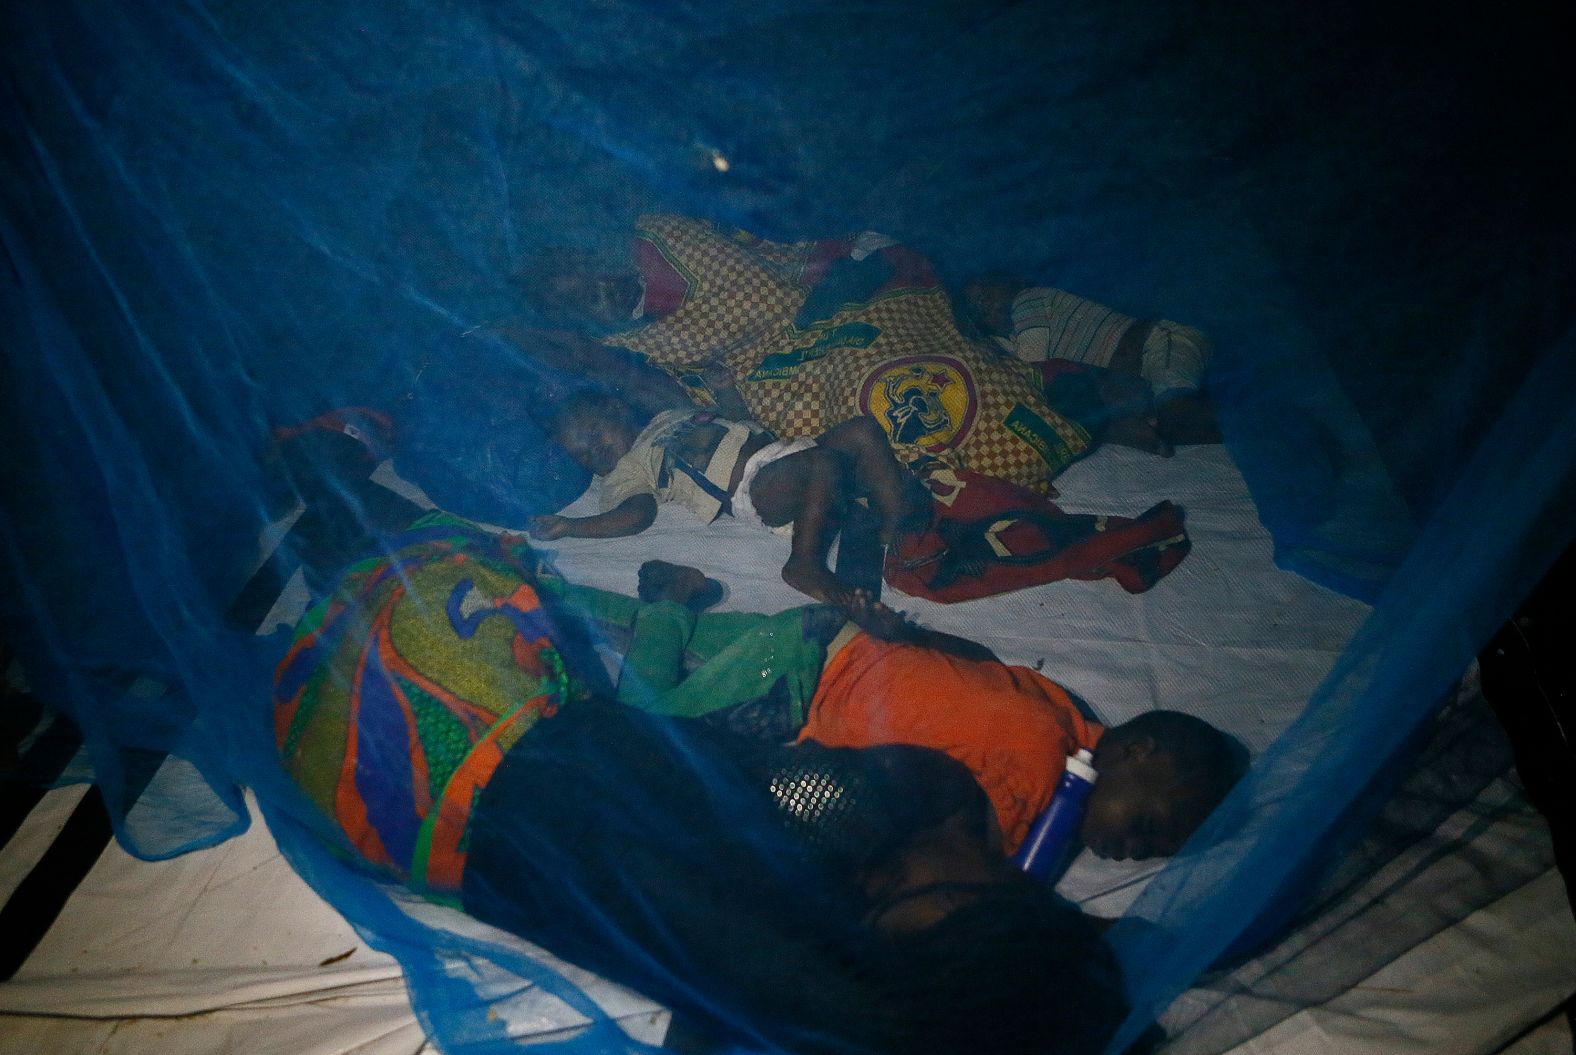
[
  {"xmin": 1156, "ymin": 391, "xmax": 1223, "ymax": 445},
  {"xmin": 748, "ymin": 447, "xmax": 857, "ymax": 607},
  {"xmin": 1092, "ymin": 369, "xmax": 1173, "ymax": 458},
  {"xmin": 1109, "ymin": 320, "xmax": 1151, "ymax": 376},
  {"xmin": 814, "ymin": 416, "xmax": 927, "ymax": 542}
]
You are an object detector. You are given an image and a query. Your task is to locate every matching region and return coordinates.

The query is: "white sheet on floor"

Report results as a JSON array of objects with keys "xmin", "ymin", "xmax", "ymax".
[
  {"xmin": 538, "ymin": 444, "xmax": 1370, "ymax": 755},
  {"xmin": 5, "ymin": 443, "xmax": 1567, "ymax": 1054},
  {"xmin": 0, "ymin": 790, "xmax": 667, "ymax": 1054},
  {"xmin": 1158, "ymin": 757, "xmax": 1576, "ymax": 1054}
]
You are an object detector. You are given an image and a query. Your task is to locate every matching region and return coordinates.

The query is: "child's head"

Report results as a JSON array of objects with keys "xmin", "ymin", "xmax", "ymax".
[
  {"xmin": 1081, "ymin": 710, "xmax": 1246, "ymax": 861},
  {"xmin": 958, "ymin": 277, "xmax": 1026, "ymax": 339},
  {"xmin": 549, "ymin": 390, "xmax": 643, "ymax": 476},
  {"xmin": 517, "ymin": 246, "xmax": 642, "ymax": 334}
]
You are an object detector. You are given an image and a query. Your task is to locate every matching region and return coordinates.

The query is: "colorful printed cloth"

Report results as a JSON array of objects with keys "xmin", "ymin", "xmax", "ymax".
[
  {"xmin": 610, "ymin": 215, "xmax": 1092, "ymax": 491},
  {"xmin": 885, "ymin": 465, "xmax": 1192, "ymax": 602},
  {"xmin": 272, "ymin": 516, "xmax": 589, "ymax": 898}
]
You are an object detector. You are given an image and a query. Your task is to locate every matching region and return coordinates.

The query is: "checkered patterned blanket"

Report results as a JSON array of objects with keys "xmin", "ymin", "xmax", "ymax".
[{"xmin": 610, "ymin": 215, "xmax": 1091, "ymax": 490}]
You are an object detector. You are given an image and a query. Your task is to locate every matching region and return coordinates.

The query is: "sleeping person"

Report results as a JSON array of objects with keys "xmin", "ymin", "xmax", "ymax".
[
  {"xmin": 510, "ymin": 216, "xmax": 1102, "ymax": 495},
  {"xmin": 528, "ymin": 387, "xmax": 929, "ymax": 609},
  {"xmin": 544, "ymin": 558, "xmax": 1247, "ymax": 864},
  {"xmin": 960, "ymin": 278, "xmax": 1223, "ymax": 450},
  {"xmin": 272, "ymin": 514, "xmax": 1132, "ymax": 1055}
]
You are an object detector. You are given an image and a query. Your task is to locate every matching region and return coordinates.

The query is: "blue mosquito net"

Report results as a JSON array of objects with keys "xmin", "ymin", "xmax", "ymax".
[{"xmin": 3, "ymin": 0, "xmax": 1573, "ymax": 1052}]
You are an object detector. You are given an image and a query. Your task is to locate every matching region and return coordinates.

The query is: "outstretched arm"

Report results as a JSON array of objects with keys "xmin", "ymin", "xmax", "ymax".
[
  {"xmin": 843, "ymin": 592, "xmax": 998, "ymax": 660},
  {"xmin": 529, "ymin": 494, "xmax": 658, "ymax": 540}
]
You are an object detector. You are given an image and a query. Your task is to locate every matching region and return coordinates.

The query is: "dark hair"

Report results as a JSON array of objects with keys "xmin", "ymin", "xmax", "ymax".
[
  {"xmin": 546, "ymin": 387, "xmax": 639, "ymax": 437},
  {"xmin": 1115, "ymin": 710, "xmax": 1248, "ymax": 815},
  {"xmin": 867, "ymin": 880, "xmax": 1129, "ymax": 1055},
  {"xmin": 513, "ymin": 245, "xmax": 635, "ymax": 329},
  {"xmin": 953, "ymin": 275, "xmax": 1027, "ymax": 342},
  {"xmin": 469, "ymin": 705, "xmax": 1131, "ymax": 1055}
]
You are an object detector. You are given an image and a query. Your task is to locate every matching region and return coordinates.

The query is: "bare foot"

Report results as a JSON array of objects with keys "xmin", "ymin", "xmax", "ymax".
[
  {"xmin": 638, "ymin": 560, "xmax": 725, "ymax": 611},
  {"xmin": 782, "ymin": 556, "xmax": 855, "ymax": 608},
  {"xmin": 845, "ymin": 590, "xmax": 912, "ymax": 641},
  {"xmin": 1102, "ymin": 411, "xmax": 1174, "ymax": 458},
  {"xmin": 1093, "ymin": 370, "xmax": 1174, "ymax": 457}
]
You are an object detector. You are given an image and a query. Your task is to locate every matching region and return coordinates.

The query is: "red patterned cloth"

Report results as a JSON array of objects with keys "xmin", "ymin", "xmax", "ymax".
[{"xmin": 884, "ymin": 465, "xmax": 1191, "ymax": 602}]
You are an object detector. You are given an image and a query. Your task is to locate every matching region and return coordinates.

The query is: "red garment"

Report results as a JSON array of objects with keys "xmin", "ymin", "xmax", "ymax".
[
  {"xmin": 798, "ymin": 632, "xmax": 1102, "ymax": 854},
  {"xmin": 885, "ymin": 466, "xmax": 1190, "ymax": 602}
]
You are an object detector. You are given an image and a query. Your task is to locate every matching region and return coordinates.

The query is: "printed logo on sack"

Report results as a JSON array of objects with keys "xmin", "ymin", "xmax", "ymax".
[
  {"xmin": 747, "ymin": 322, "xmax": 882, "ymax": 381},
  {"xmin": 859, "ymin": 356, "xmax": 978, "ymax": 451}
]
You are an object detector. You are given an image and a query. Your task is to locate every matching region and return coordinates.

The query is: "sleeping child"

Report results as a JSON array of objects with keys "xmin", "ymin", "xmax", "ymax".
[
  {"xmin": 548, "ymin": 561, "xmax": 1249, "ymax": 869},
  {"xmin": 528, "ymin": 387, "xmax": 929, "ymax": 609},
  {"xmin": 960, "ymin": 278, "xmax": 1223, "ymax": 450}
]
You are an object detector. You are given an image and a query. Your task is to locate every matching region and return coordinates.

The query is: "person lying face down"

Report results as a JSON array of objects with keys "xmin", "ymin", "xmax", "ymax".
[
  {"xmin": 531, "ymin": 388, "xmax": 928, "ymax": 611},
  {"xmin": 270, "ymin": 516, "xmax": 1131, "ymax": 1055},
  {"xmin": 550, "ymin": 562, "xmax": 1249, "ymax": 867}
]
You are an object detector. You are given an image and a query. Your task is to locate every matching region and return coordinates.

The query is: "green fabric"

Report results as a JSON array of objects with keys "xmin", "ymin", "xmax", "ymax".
[{"xmin": 539, "ymin": 579, "xmax": 831, "ymax": 724}]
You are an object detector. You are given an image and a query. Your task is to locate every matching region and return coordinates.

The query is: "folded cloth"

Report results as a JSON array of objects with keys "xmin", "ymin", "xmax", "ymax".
[{"xmin": 884, "ymin": 467, "xmax": 1191, "ymax": 602}]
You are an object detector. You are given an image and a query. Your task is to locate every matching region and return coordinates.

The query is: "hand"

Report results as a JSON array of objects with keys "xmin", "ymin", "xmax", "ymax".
[
  {"xmin": 845, "ymin": 590, "xmax": 912, "ymax": 641},
  {"xmin": 1101, "ymin": 411, "xmax": 1175, "ymax": 458},
  {"xmin": 527, "ymin": 514, "xmax": 573, "ymax": 541},
  {"xmin": 700, "ymin": 361, "xmax": 738, "ymax": 390}
]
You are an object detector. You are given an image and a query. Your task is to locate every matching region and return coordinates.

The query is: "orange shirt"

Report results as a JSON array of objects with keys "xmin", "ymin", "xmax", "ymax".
[{"xmin": 798, "ymin": 632, "xmax": 1102, "ymax": 854}]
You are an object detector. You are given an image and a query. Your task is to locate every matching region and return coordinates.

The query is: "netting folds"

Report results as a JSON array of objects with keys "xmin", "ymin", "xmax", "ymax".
[{"xmin": 3, "ymin": 1, "xmax": 1574, "ymax": 1053}]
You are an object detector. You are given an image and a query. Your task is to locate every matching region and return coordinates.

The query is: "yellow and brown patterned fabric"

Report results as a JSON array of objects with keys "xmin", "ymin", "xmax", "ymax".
[
  {"xmin": 610, "ymin": 214, "xmax": 810, "ymax": 370},
  {"xmin": 609, "ymin": 215, "xmax": 1091, "ymax": 490}
]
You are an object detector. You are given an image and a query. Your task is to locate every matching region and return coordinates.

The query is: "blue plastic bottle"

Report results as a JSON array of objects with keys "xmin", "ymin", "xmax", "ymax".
[{"xmin": 1013, "ymin": 748, "xmax": 1098, "ymax": 881}]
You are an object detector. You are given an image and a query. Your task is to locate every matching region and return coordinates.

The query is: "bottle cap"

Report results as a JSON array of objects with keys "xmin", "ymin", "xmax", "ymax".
[{"xmin": 1066, "ymin": 748, "xmax": 1097, "ymax": 783}]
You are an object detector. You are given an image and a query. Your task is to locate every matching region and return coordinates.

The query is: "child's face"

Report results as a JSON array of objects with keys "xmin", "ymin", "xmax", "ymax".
[
  {"xmin": 556, "ymin": 411, "xmax": 638, "ymax": 476},
  {"xmin": 549, "ymin": 270, "xmax": 642, "ymax": 334},
  {"xmin": 963, "ymin": 280, "xmax": 1018, "ymax": 337},
  {"xmin": 1079, "ymin": 749, "xmax": 1211, "ymax": 861}
]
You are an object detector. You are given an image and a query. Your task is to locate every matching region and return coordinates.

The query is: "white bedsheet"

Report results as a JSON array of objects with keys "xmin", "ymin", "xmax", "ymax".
[
  {"xmin": 0, "ymin": 789, "xmax": 667, "ymax": 1055},
  {"xmin": 4, "ymin": 443, "xmax": 1569, "ymax": 1054}
]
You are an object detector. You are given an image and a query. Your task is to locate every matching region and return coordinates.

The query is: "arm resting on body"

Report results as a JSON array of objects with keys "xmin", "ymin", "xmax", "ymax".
[{"xmin": 700, "ymin": 362, "xmax": 755, "ymax": 421}]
